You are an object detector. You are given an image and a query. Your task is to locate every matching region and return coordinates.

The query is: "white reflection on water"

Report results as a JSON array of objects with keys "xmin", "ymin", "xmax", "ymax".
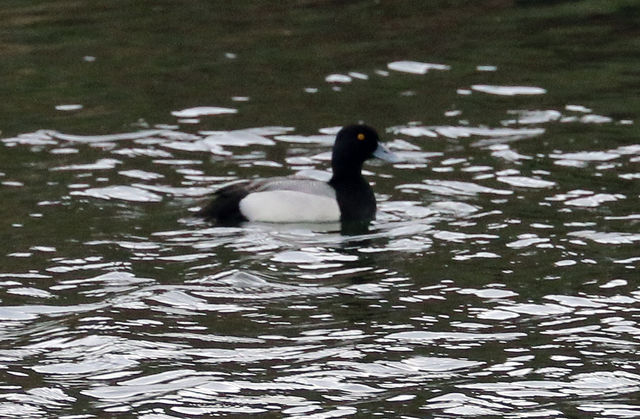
[
  {"xmin": 471, "ymin": 84, "xmax": 547, "ymax": 96},
  {"xmin": 52, "ymin": 158, "xmax": 122, "ymax": 171},
  {"xmin": 387, "ymin": 60, "xmax": 451, "ymax": 74},
  {"xmin": 71, "ymin": 185, "xmax": 164, "ymax": 202},
  {"xmin": 171, "ymin": 106, "xmax": 238, "ymax": 118}
]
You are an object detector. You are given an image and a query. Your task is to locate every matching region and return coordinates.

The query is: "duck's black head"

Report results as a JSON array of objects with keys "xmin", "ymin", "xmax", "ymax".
[{"xmin": 331, "ymin": 124, "xmax": 396, "ymax": 178}]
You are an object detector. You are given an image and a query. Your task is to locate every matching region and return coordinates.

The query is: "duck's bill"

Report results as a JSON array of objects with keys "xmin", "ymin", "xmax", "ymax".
[{"xmin": 373, "ymin": 143, "xmax": 402, "ymax": 163}]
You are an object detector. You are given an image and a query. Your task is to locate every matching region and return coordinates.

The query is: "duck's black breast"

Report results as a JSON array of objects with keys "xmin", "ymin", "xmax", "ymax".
[{"xmin": 330, "ymin": 176, "xmax": 376, "ymax": 222}]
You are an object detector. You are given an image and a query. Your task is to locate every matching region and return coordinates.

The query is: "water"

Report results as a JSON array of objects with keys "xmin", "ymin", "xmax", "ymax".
[{"xmin": 1, "ymin": 1, "xmax": 640, "ymax": 417}]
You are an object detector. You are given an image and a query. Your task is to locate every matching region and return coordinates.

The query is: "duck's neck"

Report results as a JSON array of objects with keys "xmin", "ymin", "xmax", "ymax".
[{"xmin": 331, "ymin": 158, "xmax": 363, "ymax": 181}]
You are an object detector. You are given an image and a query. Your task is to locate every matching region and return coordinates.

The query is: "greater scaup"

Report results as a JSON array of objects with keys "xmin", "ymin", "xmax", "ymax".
[{"xmin": 198, "ymin": 124, "xmax": 398, "ymax": 224}]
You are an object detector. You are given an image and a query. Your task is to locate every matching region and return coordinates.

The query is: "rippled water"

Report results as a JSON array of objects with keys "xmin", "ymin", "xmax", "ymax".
[{"xmin": 2, "ymin": 1, "xmax": 640, "ymax": 417}]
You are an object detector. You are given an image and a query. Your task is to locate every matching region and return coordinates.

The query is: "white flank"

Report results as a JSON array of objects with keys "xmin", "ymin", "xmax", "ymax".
[{"xmin": 239, "ymin": 191, "xmax": 340, "ymax": 223}]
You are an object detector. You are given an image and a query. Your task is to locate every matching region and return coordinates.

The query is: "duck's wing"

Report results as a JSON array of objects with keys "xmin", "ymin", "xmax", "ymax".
[{"xmin": 252, "ymin": 176, "xmax": 337, "ymax": 199}]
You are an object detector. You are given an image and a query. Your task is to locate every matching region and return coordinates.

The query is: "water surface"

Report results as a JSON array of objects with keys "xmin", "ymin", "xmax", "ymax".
[{"xmin": 1, "ymin": 1, "xmax": 639, "ymax": 417}]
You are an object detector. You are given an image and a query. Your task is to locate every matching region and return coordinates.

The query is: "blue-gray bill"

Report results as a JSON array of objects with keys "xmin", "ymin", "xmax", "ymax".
[{"xmin": 373, "ymin": 143, "xmax": 401, "ymax": 163}]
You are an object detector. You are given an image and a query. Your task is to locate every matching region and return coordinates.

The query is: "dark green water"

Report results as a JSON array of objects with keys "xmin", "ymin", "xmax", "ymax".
[{"xmin": 1, "ymin": 1, "xmax": 639, "ymax": 417}]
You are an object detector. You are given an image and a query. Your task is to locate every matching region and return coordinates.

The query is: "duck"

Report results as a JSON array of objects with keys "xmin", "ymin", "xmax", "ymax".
[{"xmin": 198, "ymin": 124, "xmax": 399, "ymax": 225}]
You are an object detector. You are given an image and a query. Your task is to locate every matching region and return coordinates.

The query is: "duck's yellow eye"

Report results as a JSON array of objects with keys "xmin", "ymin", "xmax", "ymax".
[{"xmin": 357, "ymin": 133, "xmax": 366, "ymax": 141}]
